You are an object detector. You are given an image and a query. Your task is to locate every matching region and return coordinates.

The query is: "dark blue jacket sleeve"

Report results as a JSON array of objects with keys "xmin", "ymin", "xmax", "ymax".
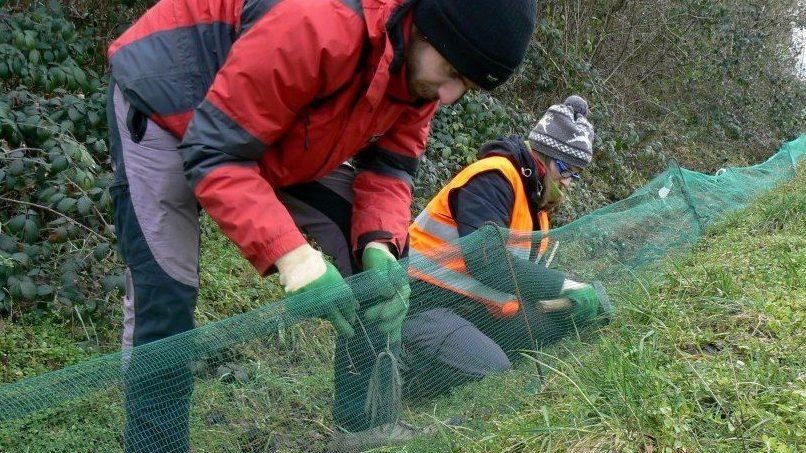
[{"xmin": 449, "ymin": 171, "xmax": 515, "ymax": 238}]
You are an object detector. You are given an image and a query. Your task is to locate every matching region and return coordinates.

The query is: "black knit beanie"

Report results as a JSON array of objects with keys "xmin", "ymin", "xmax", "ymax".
[{"xmin": 413, "ymin": 0, "xmax": 537, "ymax": 90}]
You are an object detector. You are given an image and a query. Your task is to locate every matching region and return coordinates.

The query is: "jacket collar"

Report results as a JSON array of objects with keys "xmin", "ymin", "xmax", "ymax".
[
  {"xmin": 360, "ymin": 0, "xmax": 418, "ymax": 108},
  {"xmin": 478, "ymin": 135, "xmax": 545, "ymax": 217}
]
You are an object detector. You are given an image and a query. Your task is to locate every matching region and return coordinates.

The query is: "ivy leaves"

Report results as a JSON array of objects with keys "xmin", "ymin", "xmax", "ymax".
[{"xmin": 0, "ymin": 4, "xmax": 121, "ymax": 317}]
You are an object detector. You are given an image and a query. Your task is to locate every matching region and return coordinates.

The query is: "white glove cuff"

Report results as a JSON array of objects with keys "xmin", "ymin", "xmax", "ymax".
[
  {"xmin": 561, "ymin": 279, "xmax": 588, "ymax": 292},
  {"xmin": 365, "ymin": 241, "xmax": 396, "ymax": 260},
  {"xmin": 276, "ymin": 244, "xmax": 326, "ymax": 292}
]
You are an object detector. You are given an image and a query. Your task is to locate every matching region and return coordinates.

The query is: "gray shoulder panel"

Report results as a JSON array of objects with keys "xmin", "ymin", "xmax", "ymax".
[{"xmin": 179, "ymin": 100, "xmax": 266, "ymax": 188}]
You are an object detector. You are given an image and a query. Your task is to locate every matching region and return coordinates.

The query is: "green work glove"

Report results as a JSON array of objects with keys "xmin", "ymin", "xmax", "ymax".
[
  {"xmin": 561, "ymin": 280, "xmax": 613, "ymax": 326},
  {"xmin": 278, "ymin": 245, "xmax": 357, "ymax": 337},
  {"xmin": 361, "ymin": 243, "xmax": 410, "ymax": 343}
]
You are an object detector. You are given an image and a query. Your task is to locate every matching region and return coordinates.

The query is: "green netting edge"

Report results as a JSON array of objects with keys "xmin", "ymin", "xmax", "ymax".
[{"xmin": 0, "ymin": 134, "xmax": 803, "ymax": 426}]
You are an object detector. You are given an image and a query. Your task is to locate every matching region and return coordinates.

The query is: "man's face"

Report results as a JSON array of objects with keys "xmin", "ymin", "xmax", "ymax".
[
  {"xmin": 539, "ymin": 158, "xmax": 580, "ymax": 209},
  {"xmin": 405, "ymin": 30, "xmax": 476, "ymax": 105}
]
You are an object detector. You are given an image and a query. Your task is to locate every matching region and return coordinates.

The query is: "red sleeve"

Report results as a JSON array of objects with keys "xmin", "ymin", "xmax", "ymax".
[
  {"xmin": 180, "ymin": 0, "xmax": 364, "ymax": 274},
  {"xmin": 351, "ymin": 102, "xmax": 438, "ymax": 261}
]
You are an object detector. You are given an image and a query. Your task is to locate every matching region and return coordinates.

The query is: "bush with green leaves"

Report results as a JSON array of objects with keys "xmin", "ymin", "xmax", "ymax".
[
  {"xmin": 2, "ymin": 0, "xmax": 804, "ymax": 326},
  {"xmin": 0, "ymin": 4, "xmax": 123, "ymax": 319},
  {"xmin": 502, "ymin": 0, "xmax": 805, "ymax": 180}
]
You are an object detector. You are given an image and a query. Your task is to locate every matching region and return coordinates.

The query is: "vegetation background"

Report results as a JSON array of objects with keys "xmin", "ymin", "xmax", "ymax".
[{"xmin": 0, "ymin": 0, "xmax": 804, "ymax": 451}]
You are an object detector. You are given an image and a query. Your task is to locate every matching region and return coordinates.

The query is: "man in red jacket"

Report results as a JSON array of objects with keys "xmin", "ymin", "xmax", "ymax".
[{"xmin": 106, "ymin": 0, "xmax": 539, "ymax": 451}]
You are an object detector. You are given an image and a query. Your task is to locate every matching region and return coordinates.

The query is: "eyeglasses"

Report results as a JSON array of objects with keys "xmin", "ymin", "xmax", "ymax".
[{"xmin": 554, "ymin": 159, "xmax": 581, "ymax": 180}]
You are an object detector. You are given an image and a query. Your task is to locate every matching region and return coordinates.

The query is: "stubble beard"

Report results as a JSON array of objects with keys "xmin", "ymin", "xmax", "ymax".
[{"xmin": 405, "ymin": 33, "xmax": 438, "ymax": 103}]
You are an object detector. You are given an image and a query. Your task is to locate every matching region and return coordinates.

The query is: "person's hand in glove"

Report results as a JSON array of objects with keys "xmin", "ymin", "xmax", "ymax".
[
  {"xmin": 276, "ymin": 244, "xmax": 357, "ymax": 337},
  {"xmin": 361, "ymin": 242, "xmax": 410, "ymax": 343},
  {"xmin": 560, "ymin": 279, "xmax": 613, "ymax": 325}
]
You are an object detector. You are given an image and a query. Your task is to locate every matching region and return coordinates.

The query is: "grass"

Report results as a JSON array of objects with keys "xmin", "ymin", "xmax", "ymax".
[
  {"xmin": 0, "ymin": 314, "xmax": 90, "ymax": 383},
  {"xmin": 0, "ymin": 165, "xmax": 803, "ymax": 452},
  {"xmin": 392, "ymin": 164, "xmax": 805, "ymax": 453}
]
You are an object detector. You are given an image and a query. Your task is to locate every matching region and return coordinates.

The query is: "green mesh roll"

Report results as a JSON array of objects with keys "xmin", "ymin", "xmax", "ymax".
[{"xmin": 0, "ymin": 135, "xmax": 803, "ymax": 452}]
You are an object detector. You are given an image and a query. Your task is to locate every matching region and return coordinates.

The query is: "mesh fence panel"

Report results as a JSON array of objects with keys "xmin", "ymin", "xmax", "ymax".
[{"xmin": 0, "ymin": 135, "xmax": 803, "ymax": 452}]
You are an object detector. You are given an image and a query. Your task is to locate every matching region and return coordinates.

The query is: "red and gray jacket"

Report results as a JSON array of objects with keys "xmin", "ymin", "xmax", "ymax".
[{"xmin": 108, "ymin": 0, "xmax": 437, "ymax": 274}]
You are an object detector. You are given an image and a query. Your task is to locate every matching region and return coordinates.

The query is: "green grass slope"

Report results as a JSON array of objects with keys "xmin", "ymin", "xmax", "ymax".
[{"xmin": 397, "ymin": 165, "xmax": 805, "ymax": 453}]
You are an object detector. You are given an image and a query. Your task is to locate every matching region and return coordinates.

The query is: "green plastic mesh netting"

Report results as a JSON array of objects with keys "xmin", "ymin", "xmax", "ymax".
[{"xmin": 0, "ymin": 135, "xmax": 803, "ymax": 452}]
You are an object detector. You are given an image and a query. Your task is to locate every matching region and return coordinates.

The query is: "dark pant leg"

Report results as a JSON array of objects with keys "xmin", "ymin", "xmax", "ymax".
[
  {"xmin": 108, "ymin": 82, "xmax": 199, "ymax": 453},
  {"xmin": 474, "ymin": 300, "xmax": 575, "ymax": 364},
  {"xmin": 277, "ymin": 164, "xmax": 360, "ymax": 276},
  {"xmin": 401, "ymin": 307, "xmax": 511, "ymax": 399},
  {"xmin": 332, "ymin": 310, "xmax": 403, "ymax": 432},
  {"xmin": 278, "ymin": 165, "xmax": 401, "ymax": 432}
]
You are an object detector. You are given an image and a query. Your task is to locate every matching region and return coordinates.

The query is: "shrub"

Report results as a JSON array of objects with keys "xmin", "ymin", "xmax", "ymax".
[
  {"xmin": 2, "ymin": 0, "xmax": 804, "ymax": 325},
  {"xmin": 0, "ymin": 3, "xmax": 122, "ymax": 319},
  {"xmin": 496, "ymin": 0, "xmax": 805, "ymax": 211}
]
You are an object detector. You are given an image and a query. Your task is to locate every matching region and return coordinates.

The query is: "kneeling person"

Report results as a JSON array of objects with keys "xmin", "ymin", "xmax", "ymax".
[{"xmin": 404, "ymin": 96, "xmax": 612, "ymax": 398}]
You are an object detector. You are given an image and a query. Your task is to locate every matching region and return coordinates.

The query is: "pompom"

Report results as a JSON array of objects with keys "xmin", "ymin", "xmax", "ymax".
[{"xmin": 564, "ymin": 95, "xmax": 589, "ymax": 117}]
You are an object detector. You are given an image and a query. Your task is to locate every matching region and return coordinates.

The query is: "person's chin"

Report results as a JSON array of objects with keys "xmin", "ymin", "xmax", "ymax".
[
  {"xmin": 543, "ymin": 193, "xmax": 565, "ymax": 210},
  {"xmin": 407, "ymin": 83, "xmax": 433, "ymax": 102}
]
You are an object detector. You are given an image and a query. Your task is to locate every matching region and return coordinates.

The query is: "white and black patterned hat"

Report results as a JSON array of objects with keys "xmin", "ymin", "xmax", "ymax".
[{"xmin": 528, "ymin": 95, "xmax": 594, "ymax": 168}]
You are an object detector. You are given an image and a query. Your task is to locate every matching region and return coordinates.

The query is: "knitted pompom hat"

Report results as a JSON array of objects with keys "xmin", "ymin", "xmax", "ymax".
[{"xmin": 528, "ymin": 95, "xmax": 595, "ymax": 168}]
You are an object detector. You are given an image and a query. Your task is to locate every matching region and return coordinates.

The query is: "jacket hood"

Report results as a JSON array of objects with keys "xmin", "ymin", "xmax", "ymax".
[
  {"xmin": 478, "ymin": 135, "xmax": 544, "ymax": 216},
  {"xmin": 361, "ymin": 0, "xmax": 414, "ymax": 68}
]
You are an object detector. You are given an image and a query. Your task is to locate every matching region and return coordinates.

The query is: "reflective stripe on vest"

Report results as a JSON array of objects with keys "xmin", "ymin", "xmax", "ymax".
[
  {"xmin": 412, "ymin": 209, "xmax": 458, "ymax": 244},
  {"xmin": 408, "ymin": 156, "xmax": 538, "ymax": 318},
  {"xmin": 408, "ymin": 253, "xmax": 520, "ymax": 318}
]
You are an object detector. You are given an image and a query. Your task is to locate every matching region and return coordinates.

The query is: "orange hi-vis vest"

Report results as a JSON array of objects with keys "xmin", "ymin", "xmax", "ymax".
[{"xmin": 408, "ymin": 156, "xmax": 550, "ymax": 318}]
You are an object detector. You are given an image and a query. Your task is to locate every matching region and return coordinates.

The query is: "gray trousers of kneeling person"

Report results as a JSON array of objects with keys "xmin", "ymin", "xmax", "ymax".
[
  {"xmin": 108, "ymin": 81, "xmax": 363, "ymax": 453},
  {"xmin": 401, "ymin": 307, "xmax": 513, "ymax": 399},
  {"xmin": 401, "ymin": 294, "xmax": 568, "ymax": 399}
]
